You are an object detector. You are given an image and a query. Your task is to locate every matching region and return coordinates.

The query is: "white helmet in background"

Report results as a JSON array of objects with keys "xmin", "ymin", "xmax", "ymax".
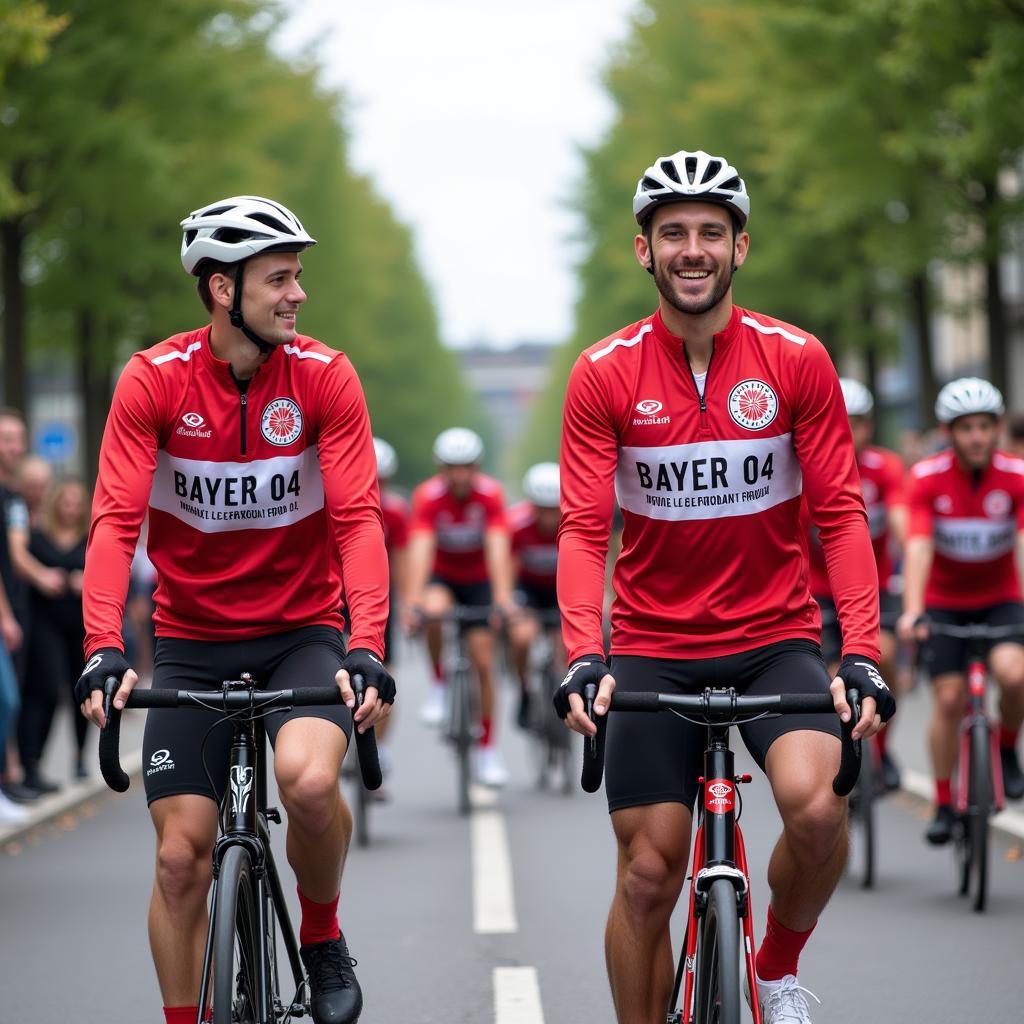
[
  {"xmin": 433, "ymin": 427, "xmax": 484, "ymax": 466},
  {"xmin": 839, "ymin": 378, "xmax": 874, "ymax": 417},
  {"xmin": 180, "ymin": 195, "xmax": 316, "ymax": 275},
  {"xmin": 633, "ymin": 150, "xmax": 749, "ymax": 227},
  {"xmin": 373, "ymin": 438, "xmax": 397, "ymax": 480},
  {"xmin": 935, "ymin": 377, "xmax": 1004, "ymax": 424},
  {"xmin": 522, "ymin": 462, "xmax": 560, "ymax": 508}
]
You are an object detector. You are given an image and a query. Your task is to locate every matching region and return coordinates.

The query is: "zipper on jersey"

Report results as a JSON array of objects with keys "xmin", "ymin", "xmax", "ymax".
[
  {"xmin": 686, "ymin": 343, "xmax": 715, "ymax": 434},
  {"xmin": 239, "ymin": 392, "xmax": 247, "ymax": 455}
]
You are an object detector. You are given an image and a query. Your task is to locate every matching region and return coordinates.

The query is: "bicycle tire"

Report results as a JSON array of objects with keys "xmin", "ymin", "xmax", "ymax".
[
  {"xmin": 212, "ymin": 845, "xmax": 264, "ymax": 1024},
  {"xmin": 969, "ymin": 719, "xmax": 992, "ymax": 913},
  {"xmin": 692, "ymin": 878, "xmax": 741, "ymax": 1024},
  {"xmin": 353, "ymin": 772, "xmax": 370, "ymax": 848},
  {"xmin": 449, "ymin": 663, "xmax": 474, "ymax": 815},
  {"xmin": 855, "ymin": 743, "xmax": 876, "ymax": 889}
]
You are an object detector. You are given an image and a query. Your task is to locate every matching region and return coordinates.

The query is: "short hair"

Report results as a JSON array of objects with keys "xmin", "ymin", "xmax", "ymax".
[
  {"xmin": 196, "ymin": 260, "xmax": 240, "ymax": 314},
  {"xmin": 0, "ymin": 406, "xmax": 25, "ymax": 425},
  {"xmin": 1007, "ymin": 413, "xmax": 1024, "ymax": 442}
]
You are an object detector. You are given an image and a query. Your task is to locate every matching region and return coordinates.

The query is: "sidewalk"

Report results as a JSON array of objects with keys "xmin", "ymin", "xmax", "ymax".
[{"xmin": 0, "ymin": 703, "xmax": 146, "ymax": 847}]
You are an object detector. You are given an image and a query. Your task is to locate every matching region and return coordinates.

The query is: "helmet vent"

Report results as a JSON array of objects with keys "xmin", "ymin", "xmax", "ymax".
[
  {"xmin": 684, "ymin": 156, "xmax": 698, "ymax": 183},
  {"xmin": 249, "ymin": 212, "xmax": 293, "ymax": 235},
  {"xmin": 701, "ymin": 159, "xmax": 722, "ymax": 183},
  {"xmin": 720, "ymin": 176, "xmax": 741, "ymax": 192},
  {"xmin": 203, "ymin": 205, "xmax": 233, "ymax": 217},
  {"xmin": 641, "ymin": 175, "xmax": 663, "ymax": 192},
  {"xmin": 659, "ymin": 159, "xmax": 682, "ymax": 184},
  {"xmin": 212, "ymin": 227, "xmax": 269, "ymax": 244}
]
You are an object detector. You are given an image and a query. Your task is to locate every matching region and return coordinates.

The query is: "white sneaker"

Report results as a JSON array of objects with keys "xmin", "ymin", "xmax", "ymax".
[
  {"xmin": 475, "ymin": 746, "xmax": 508, "ymax": 788},
  {"xmin": 419, "ymin": 683, "xmax": 446, "ymax": 727},
  {"xmin": 744, "ymin": 972, "xmax": 820, "ymax": 1023},
  {"xmin": 0, "ymin": 791, "xmax": 30, "ymax": 826}
]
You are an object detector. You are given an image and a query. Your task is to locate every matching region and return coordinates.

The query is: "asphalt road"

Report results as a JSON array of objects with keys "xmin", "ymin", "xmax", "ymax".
[{"xmin": 2, "ymin": 640, "xmax": 1023, "ymax": 1023}]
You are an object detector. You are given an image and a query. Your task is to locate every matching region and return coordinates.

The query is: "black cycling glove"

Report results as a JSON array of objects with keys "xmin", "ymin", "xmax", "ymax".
[
  {"xmin": 836, "ymin": 655, "xmax": 896, "ymax": 723},
  {"xmin": 553, "ymin": 654, "xmax": 611, "ymax": 719},
  {"xmin": 74, "ymin": 647, "xmax": 131, "ymax": 706},
  {"xmin": 341, "ymin": 648, "xmax": 396, "ymax": 704}
]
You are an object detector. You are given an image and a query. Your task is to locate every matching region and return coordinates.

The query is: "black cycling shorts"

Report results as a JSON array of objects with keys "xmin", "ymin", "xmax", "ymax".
[
  {"xmin": 514, "ymin": 582, "xmax": 559, "ymax": 615},
  {"xmin": 605, "ymin": 640, "xmax": 839, "ymax": 813},
  {"xmin": 924, "ymin": 602, "xmax": 1024, "ymax": 679},
  {"xmin": 816, "ymin": 592, "xmax": 900, "ymax": 666},
  {"xmin": 142, "ymin": 626, "xmax": 351, "ymax": 806}
]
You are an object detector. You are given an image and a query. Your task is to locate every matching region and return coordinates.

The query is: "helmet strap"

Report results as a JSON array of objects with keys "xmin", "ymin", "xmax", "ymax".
[{"xmin": 227, "ymin": 259, "xmax": 273, "ymax": 355}]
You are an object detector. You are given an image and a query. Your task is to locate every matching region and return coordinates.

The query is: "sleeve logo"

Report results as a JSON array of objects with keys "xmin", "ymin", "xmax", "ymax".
[
  {"xmin": 727, "ymin": 379, "xmax": 778, "ymax": 430},
  {"xmin": 261, "ymin": 398, "xmax": 303, "ymax": 446},
  {"xmin": 636, "ymin": 399, "xmax": 663, "ymax": 415}
]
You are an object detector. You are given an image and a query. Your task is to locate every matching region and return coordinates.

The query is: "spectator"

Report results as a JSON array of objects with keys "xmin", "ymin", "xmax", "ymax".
[
  {"xmin": 0, "ymin": 407, "xmax": 36, "ymax": 806},
  {"xmin": 0, "ymin": 575, "xmax": 27, "ymax": 823},
  {"xmin": 16, "ymin": 455, "xmax": 53, "ymax": 527},
  {"xmin": 1005, "ymin": 412, "xmax": 1024, "ymax": 459},
  {"xmin": 16, "ymin": 478, "xmax": 90, "ymax": 788}
]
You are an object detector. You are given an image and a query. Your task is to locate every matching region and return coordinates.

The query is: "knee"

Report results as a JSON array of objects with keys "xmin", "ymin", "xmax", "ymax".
[
  {"xmin": 618, "ymin": 847, "xmax": 682, "ymax": 920},
  {"xmin": 934, "ymin": 685, "xmax": 965, "ymax": 721},
  {"xmin": 782, "ymin": 790, "xmax": 846, "ymax": 865},
  {"xmin": 992, "ymin": 652, "xmax": 1024, "ymax": 692},
  {"xmin": 277, "ymin": 762, "xmax": 339, "ymax": 829},
  {"xmin": 156, "ymin": 832, "xmax": 212, "ymax": 904}
]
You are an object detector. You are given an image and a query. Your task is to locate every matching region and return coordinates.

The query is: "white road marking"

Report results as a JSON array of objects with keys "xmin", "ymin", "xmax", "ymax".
[
  {"xmin": 494, "ymin": 966, "xmax": 545, "ymax": 1023},
  {"xmin": 472, "ymin": 790, "xmax": 518, "ymax": 933}
]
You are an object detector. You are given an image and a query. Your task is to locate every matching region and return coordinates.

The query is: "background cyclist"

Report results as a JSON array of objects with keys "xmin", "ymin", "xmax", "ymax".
[
  {"xmin": 506, "ymin": 462, "xmax": 565, "ymax": 728},
  {"xmin": 897, "ymin": 377, "xmax": 1024, "ymax": 846},
  {"xmin": 555, "ymin": 149, "xmax": 894, "ymax": 1024},
  {"xmin": 805, "ymin": 377, "xmax": 907, "ymax": 789},
  {"xmin": 75, "ymin": 196, "xmax": 395, "ymax": 1024},
  {"xmin": 404, "ymin": 427, "xmax": 515, "ymax": 787}
]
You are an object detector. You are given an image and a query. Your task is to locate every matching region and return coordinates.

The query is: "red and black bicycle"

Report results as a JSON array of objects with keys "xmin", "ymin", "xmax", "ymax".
[{"xmin": 581, "ymin": 685, "xmax": 860, "ymax": 1024}]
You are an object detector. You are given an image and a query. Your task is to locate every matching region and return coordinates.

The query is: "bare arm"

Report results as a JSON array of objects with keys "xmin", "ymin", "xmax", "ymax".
[
  {"xmin": 484, "ymin": 526, "xmax": 514, "ymax": 609},
  {"xmin": 10, "ymin": 525, "xmax": 65, "ymax": 596},
  {"xmin": 403, "ymin": 531, "xmax": 436, "ymax": 608}
]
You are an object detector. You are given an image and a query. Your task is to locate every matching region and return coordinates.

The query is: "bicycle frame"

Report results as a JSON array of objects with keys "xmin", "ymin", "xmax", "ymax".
[
  {"xmin": 955, "ymin": 651, "xmax": 1006, "ymax": 817},
  {"xmin": 676, "ymin": 724, "xmax": 761, "ymax": 1024},
  {"xmin": 196, "ymin": 714, "xmax": 305, "ymax": 1024}
]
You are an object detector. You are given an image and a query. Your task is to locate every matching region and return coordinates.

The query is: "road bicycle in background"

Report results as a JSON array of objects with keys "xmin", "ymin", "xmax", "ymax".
[
  {"xmin": 921, "ymin": 620, "xmax": 1019, "ymax": 913},
  {"xmin": 522, "ymin": 607, "xmax": 573, "ymax": 794},
  {"xmin": 99, "ymin": 673, "xmax": 381, "ymax": 1023},
  {"xmin": 580, "ymin": 684, "xmax": 860, "ymax": 1024}
]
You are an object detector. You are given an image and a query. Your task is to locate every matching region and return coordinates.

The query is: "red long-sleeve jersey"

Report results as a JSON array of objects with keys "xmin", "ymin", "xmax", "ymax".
[
  {"xmin": 84, "ymin": 326, "xmax": 389, "ymax": 658},
  {"xmin": 558, "ymin": 305, "xmax": 879, "ymax": 664}
]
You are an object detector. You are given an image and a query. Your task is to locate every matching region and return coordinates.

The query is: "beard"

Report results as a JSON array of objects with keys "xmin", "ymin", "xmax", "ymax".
[{"xmin": 652, "ymin": 256, "xmax": 734, "ymax": 317}]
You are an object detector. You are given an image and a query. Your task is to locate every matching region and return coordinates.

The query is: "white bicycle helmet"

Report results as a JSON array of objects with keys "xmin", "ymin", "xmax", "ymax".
[
  {"xmin": 522, "ymin": 462, "xmax": 560, "ymax": 508},
  {"xmin": 433, "ymin": 427, "xmax": 484, "ymax": 465},
  {"xmin": 180, "ymin": 195, "xmax": 316, "ymax": 275},
  {"xmin": 839, "ymin": 378, "xmax": 874, "ymax": 417},
  {"xmin": 935, "ymin": 377, "xmax": 1004, "ymax": 424},
  {"xmin": 633, "ymin": 150, "xmax": 749, "ymax": 227},
  {"xmin": 373, "ymin": 438, "xmax": 398, "ymax": 480}
]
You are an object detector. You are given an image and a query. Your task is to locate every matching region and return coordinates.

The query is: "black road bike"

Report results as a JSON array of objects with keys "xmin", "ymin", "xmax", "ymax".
[
  {"xmin": 522, "ymin": 607, "xmax": 573, "ymax": 794},
  {"xmin": 99, "ymin": 674, "xmax": 381, "ymax": 1023},
  {"xmin": 580, "ymin": 685, "xmax": 860, "ymax": 1024}
]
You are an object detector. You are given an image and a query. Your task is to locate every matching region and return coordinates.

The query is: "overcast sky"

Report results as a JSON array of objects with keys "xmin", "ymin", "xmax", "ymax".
[{"xmin": 279, "ymin": 0, "xmax": 638, "ymax": 348}]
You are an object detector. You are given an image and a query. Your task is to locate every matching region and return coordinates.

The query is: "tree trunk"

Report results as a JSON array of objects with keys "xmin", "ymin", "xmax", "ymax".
[
  {"xmin": 909, "ymin": 271, "xmax": 937, "ymax": 427},
  {"xmin": 76, "ymin": 309, "xmax": 110, "ymax": 487},
  {"xmin": 1, "ymin": 216, "xmax": 26, "ymax": 416},
  {"xmin": 986, "ymin": 256, "xmax": 1008, "ymax": 395}
]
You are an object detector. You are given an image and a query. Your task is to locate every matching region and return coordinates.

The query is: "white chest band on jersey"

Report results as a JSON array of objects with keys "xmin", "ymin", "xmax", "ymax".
[
  {"xmin": 614, "ymin": 433, "xmax": 802, "ymax": 522},
  {"xmin": 932, "ymin": 517, "xmax": 1015, "ymax": 563},
  {"xmin": 149, "ymin": 446, "xmax": 325, "ymax": 533}
]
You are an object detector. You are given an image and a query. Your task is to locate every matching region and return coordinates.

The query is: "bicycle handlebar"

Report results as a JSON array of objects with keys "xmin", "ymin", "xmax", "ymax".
[
  {"xmin": 99, "ymin": 679, "xmax": 382, "ymax": 794},
  {"xmin": 580, "ymin": 687, "xmax": 862, "ymax": 798},
  {"xmin": 918, "ymin": 620, "xmax": 1023, "ymax": 641}
]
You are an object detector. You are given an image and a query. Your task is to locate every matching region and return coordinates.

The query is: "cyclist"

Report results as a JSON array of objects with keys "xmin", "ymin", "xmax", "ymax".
[
  {"xmin": 372, "ymin": 436, "xmax": 409, "ymax": 786},
  {"xmin": 555, "ymin": 149, "xmax": 894, "ymax": 1024},
  {"xmin": 897, "ymin": 377, "xmax": 1024, "ymax": 846},
  {"xmin": 76, "ymin": 196, "xmax": 396, "ymax": 1024},
  {"xmin": 404, "ymin": 427, "xmax": 514, "ymax": 787},
  {"xmin": 506, "ymin": 462, "xmax": 565, "ymax": 728},
  {"xmin": 805, "ymin": 377, "xmax": 907, "ymax": 789}
]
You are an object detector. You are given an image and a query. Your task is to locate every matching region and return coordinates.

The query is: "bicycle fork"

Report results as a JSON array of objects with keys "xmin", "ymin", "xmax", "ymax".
[{"xmin": 955, "ymin": 659, "xmax": 1006, "ymax": 816}]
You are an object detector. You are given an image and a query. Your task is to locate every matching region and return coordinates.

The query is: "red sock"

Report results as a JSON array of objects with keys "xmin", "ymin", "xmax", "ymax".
[
  {"xmin": 297, "ymin": 887, "xmax": 340, "ymax": 946},
  {"xmin": 479, "ymin": 715, "xmax": 493, "ymax": 747},
  {"xmin": 874, "ymin": 728, "xmax": 888, "ymax": 756},
  {"xmin": 935, "ymin": 778, "xmax": 952, "ymax": 806},
  {"xmin": 431, "ymin": 657, "xmax": 444, "ymax": 682},
  {"xmin": 755, "ymin": 905, "xmax": 815, "ymax": 982},
  {"xmin": 164, "ymin": 1009, "xmax": 199, "ymax": 1024},
  {"xmin": 999, "ymin": 725, "xmax": 1019, "ymax": 750}
]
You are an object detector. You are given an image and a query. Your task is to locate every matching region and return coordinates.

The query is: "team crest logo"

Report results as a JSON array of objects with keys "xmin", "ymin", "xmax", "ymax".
[
  {"xmin": 636, "ymin": 399, "xmax": 663, "ymax": 415},
  {"xmin": 983, "ymin": 489, "xmax": 1011, "ymax": 518},
  {"xmin": 728, "ymin": 379, "xmax": 778, "ymax": 430},
  {"xmin": 261, "ymin": 398, "xmax": 303, "ymax": 446},
  {"xmin": 935, "ymin": 494, "xmax": 953, "ymax": 514}
]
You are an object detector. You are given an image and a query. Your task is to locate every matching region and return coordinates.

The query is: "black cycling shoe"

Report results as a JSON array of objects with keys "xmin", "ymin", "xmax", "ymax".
[
  {"xmin": 880, "ymin": 751, "xmax": 902, "ymax": 793},
  {"xmin": 925, "ymin": 803, "xmax": 955, "ymax": 846},
  {"xmin": 516, "ymin": 690, "xmax": 532, "ymax": 731},
  {"xmin": 301, "ymin": 934, "xmax": 362, "ymax": 1024},
  {"xmin": 21, "ymin": 771, "xmax": 60, "ymax": 795},
  {"xmin": 1000, "ymin": 746, "xmax": 1024, "ymax": 801}
]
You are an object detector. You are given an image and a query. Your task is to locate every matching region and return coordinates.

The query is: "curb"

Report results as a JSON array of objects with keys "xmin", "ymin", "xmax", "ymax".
[
  {"xmin": 0, "ymin": 749, "xmax": 144, "ymax": 847},
  {"xmin": 901, "ymin": 768, "xmax": 1024, "ymax": 843}
]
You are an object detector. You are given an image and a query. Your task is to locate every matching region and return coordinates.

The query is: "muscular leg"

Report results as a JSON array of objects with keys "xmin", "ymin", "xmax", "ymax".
[
  {"xmin": 467, "ymin": 626, "xmax": 498, "ymax": 732},
  {"xmin": 929, "ymin": 673, "xmax": 966, "ymax": 783},
  {"xmin": 990, "ymin": 642, "xmax": 1024, "ymax": 733},
  {"xmin": 508, "ymin": 611, "xmax": 539, "ymax": 691},
  {"xmin": 606, "ymin": 803, "xmax": 692, "ymax": 1024},
  {"xmin": 274, "ymin": 718, "xmax": 350, "ymax": 901},
  {"xmin": 149, "ymin": 795, "xmax": 219, "ymax": 1005},
  {"xmin": 764, "ymin": 731, "xmax": 847, "ymax": 933}
]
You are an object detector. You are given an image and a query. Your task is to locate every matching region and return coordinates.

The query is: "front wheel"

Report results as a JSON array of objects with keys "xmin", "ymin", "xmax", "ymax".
[
  {"xmin": 852, "ymin": 742, "xmax": 876, "ymax": 889},
  {"xmin": 212, "ymin": 845, "xmax": 265, "ymax": 1024},
  {"xmin": 968, "ymin": 719, "xmax": 992, "ymax": 913},
  {"xmin": 692, "ymin": 878, "xmax": 741, "ymax": 1024},
  {"xmin": 448, "ymin": 663, "xmax": 474, "ymax": 815}
]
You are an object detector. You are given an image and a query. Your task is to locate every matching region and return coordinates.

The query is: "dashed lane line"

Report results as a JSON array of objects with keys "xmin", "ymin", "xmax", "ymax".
[{"xmin": 494, "ymin": 966, "xmax": 546, "ymax": 1024}]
